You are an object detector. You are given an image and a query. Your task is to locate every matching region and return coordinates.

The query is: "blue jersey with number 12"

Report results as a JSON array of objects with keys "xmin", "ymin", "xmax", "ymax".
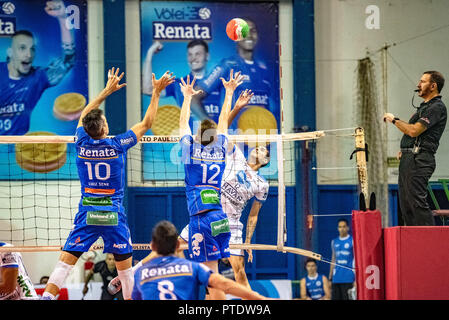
[
  {"xmin": 180, "ymin": 134, "xmax": 228, "ymax": 216},
  {"xmin": 75, "ymin": 126, "xmax": 137, "ymax": 213}
]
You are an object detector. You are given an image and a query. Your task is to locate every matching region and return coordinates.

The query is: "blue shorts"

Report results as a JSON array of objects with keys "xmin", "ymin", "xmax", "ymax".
[
  {"xmin": 188, "ymin": 209, "xmax": 231, "ymax": 262},
  {"xmin": 63, "ymin": 210, "xmax": 133, "ymax": 255}
]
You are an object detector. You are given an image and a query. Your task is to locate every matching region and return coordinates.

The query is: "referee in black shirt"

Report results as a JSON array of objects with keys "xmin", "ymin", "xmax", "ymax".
[{"xmin": 383, "ymin": 71, "xmax": 447, "ymax": 226}]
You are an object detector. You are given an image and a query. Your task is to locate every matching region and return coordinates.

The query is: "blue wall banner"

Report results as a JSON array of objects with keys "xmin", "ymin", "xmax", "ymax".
[
  {"xmin": 140, "ymin": 1, "xmax": 280, "ymax": 181},
  {"xmin": 0, "ymin": 0, "xmax": 88, "ymax": 179}
]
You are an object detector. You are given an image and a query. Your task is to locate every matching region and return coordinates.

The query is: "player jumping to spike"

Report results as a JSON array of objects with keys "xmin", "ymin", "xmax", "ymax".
[{"xmin": 41, "ymin": 68, "xmax": 175, "ymax": 300}]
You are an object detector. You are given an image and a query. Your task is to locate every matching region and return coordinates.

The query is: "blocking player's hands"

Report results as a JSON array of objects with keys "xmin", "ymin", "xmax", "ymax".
[
  {"xmin": 220, "ymin": 69, "xmax": 244, "ymax": 93},
  {"xmin": 45, "ymin": 0, "xmax": 67, "ymax": 18},
  {"xmin": 103, "ymin": 67, "xmax": 127, "ymax": 96},
  {"xmin": 180, "ymin": 75, "xmax": 203, "ymax": 98},
  {"xmin": 152, "ymin": 71, "xmax": 175, "ymax": 95},
  {"xmin": 234, "ymin": 89, "xmax": 254, "ymax": 111}
]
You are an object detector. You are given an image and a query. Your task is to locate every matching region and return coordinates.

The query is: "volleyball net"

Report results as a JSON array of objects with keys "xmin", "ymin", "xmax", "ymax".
[{"xmin": 0, "ymin": 128, "xmax": 367, "ymax": 262}]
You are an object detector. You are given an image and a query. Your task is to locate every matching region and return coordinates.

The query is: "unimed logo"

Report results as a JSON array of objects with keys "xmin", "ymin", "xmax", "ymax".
[{"xmin": 365, "ymin": 265, "xmax": 380, "ymax": 289}]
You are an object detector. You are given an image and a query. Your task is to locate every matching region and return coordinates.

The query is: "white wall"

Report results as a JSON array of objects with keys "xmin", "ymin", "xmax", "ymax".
[{"xmin": 315, "ymin": 0, "xmax": 449, "ymax": 184}]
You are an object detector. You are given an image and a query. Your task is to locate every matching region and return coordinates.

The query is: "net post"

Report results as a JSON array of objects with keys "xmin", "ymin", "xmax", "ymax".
[
  {"xmin": 354, "ymin": 127, "xmax": 369, "ymax": 207},
  {"xmin": 277, "ymin": 134, "xmax": 286, "ymax": 252}
]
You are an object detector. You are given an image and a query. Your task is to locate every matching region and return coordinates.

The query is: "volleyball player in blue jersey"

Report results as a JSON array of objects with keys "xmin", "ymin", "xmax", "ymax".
[
  {"xmin": 0, "ymin": 1, "xmax": 76, "ymax": 135},
  {"xmin": 300, "ymin": 259, "xmax": 330, "ymax": 300},
  {"xmin": 42, "ymin": 67, "xmax": 175, "ymax": 300},
  {"xmin": 329, "ymin": 219, "xmax": 356, "ymax": 300},
  {"xmin": 131, "ymin": 221, "xmax": 265, "ymax": 300},
  {"xmin": 178, "ymin": 69, "xmax": 244, "ymax": 299}
]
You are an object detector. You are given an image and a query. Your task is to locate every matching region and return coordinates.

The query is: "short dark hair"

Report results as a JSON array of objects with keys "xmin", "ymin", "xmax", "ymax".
[
  {"xmin": 151, "ymin": 220, "xmax": 179, "ymax": 256},
  {"xmin": 12, "ymin": 30, "xmax": 34, "ymax": 39},
  {"xmin": 199, "ymin": 119, "xmax": 217, "ymax": 146},
  {"xmin": 304, "ymin": 258, "xmax": 317, "ymax": 268},
  {"xmin": 82, "ymin": 109, "xmax": 105, "ymax": 138},
  {"xmin": 187, "ymin": 39, "xmax": 209, "ymax": 53},
  {"xmin": 424, "ymin": 71, "xmax": 445, "ymax": 93},
  {"xmin": 337, "ymin": 218, "xmax": 349, "ymax": 226}
]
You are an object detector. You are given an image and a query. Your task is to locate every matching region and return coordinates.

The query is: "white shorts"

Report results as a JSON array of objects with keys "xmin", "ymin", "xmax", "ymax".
[{"xmin": 180, "ymin": 220, "xmax": 244, "ymax": 257}]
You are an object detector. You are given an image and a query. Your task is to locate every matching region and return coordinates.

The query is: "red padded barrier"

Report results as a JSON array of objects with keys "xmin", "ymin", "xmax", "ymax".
[
  {"xmin": 384, "ymin": 226, "xmax": 449, "ymax": 300},
  {"xmin": 352, "ymin": 209, "xmax": 385, "ymax": 300}
]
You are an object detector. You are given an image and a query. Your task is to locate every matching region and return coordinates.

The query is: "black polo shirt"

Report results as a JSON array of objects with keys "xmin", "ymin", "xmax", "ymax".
[{"xmin": 400, "ymin": 95, "xmax": 447, "ymax": 154}]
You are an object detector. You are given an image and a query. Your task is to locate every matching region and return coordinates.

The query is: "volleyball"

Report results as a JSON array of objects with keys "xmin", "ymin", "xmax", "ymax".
[
  {"xmin": 198, "ymin": 7, "xmax": 211, "ymax": 20},
  {"xmin": 226, "ymin": 18, "xmax": 249, "ymax": 41}
]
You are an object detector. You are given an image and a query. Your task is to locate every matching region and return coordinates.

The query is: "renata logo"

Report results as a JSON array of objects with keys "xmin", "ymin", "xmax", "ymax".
[
  {"xmin": 153, "ymin": 21, "xmax": 212, "ymax": 41},
  {"xmin": 79, "ymin": 147, "xmax": 117, "ymax": 158}
]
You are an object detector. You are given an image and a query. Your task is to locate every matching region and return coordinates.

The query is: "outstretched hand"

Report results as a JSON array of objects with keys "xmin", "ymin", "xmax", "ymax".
[
  {"xmin": 179, "ymin": 74, "xmax": 203, "ymax": 97},
  {"xmin": 220, "ymin": 69, "xmax": 245, "ymax": 92},
  {"xmin": 103, "ymin": 67, "xmax": 127, "ymax": 96},
  {"xmin": 152, "ymin": 71, "xmax": 176, "ymax": 94},
  {"xmin": 234, "ymin": 89, "xmax": 254, "ymax": 111}
]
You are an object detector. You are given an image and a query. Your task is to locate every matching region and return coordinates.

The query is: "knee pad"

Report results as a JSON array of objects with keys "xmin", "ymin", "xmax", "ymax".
[{"xmin": 48, "ymin": 261, "xmax": 74, "ymax": 290}]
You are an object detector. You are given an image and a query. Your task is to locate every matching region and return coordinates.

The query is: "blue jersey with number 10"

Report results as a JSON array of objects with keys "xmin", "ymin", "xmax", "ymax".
[
  {"xmin": 75, "ymin": 127, "xmax": 137, "ymax": 213},
  {"xmin": 180, "ymin": 134, "xmax": 228, "ymax": 216}
]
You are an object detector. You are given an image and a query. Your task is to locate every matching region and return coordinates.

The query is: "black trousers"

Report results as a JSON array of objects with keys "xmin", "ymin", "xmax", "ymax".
[
  {"xmin": 331, "ymin": 283, "xmax": 353, "ymax": 300},
  {"xmin": 398, "ymin": 151, "xmax": 436, "ymax": 226}
]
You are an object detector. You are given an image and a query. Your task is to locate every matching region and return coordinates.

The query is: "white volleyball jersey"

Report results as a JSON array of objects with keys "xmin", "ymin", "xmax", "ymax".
[
  {"xmin": 221, "ymin": 146, "xmax": 269, "ymax": 222},
  {"xmin": 0, "ymin": 242, "xmax": 38, "ymax": 300}
]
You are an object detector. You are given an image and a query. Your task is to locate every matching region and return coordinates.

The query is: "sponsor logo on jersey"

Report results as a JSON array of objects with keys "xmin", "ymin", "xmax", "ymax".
[
  {"xmin": 120, "ymin": 137, "xmax": 134, "ymax": 145},
  {"xmin": 200, "ymin": 189, "xmax": 220, "ymax": 204},
  {"xmin": 191, "ymin": 233, "xmax": 203, "ymax": 257},
  {"xmin": 153, "ymin": 21, "xmax": 211, "ymax": 41},
  {"xmin": 82, "ymin": 196, "xmax": 112, "ymax": 206},
  {"xmin": 140, "ymin": 263, "xmax": 192, "ymax": 282},
  {"xmin": 79, "ymin": 147, "xmax": 117, "ymax": 158},
  {"xmin": 249, "ymin": 94, "xmax": 269, "ymax": 106},
  {"xmin": 210, "ymin": 218, "xmax": 230, "ymax": 237},
  {"xmin": 113, "ymin": 243, "xmax": 127, "ymax": 249},
  {"xmin": 0, "ymin": 102, "xmax": 24, "ymax": 115},
  {"xmin": 192, "ymin": 148, "xmax": 224, "ymax": 161},
  {"xmin": 1, "ymin": 253, "xmax": 16, "ymax": 265},
  {"xmin": 222, "ymin": 182, "xmax": 243, "ymax": 202}
]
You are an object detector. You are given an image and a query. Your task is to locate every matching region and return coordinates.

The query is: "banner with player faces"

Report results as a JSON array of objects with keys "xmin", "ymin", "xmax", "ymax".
[
  {"xmin": 140, "ymin": 1, "xmax": 280, "ymax": 181},
  {"xmin": 0, "ymin": 0, "xmax": 87, "ymax": 179}
]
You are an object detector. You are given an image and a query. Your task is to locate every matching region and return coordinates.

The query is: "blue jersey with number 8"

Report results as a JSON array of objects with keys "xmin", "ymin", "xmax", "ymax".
[
  {"xmin": 180, "ymin": 134, "xmax": 228, "ymax": 216},
  {"xmin": 132, "ymin": 256, "xmax": 213, "ymax": 300}
]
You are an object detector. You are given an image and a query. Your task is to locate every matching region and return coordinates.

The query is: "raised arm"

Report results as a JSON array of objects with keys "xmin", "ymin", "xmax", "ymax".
[
  {"xmin": 142, "ymin": 41, "xmax": 164, "ymax": 96},
  {"xmin": 77, "ymin": 67, "xmax": 126, "ymax": 128},
  {"xmin": 228, "ymin": 89, "xmax": 254, "ymax": 128},
  {"xmin": 244, "ymin": 200, "xmax": 263, "ymax": 263},
  {"xmin": 131, "ymin": 71, "xmax": 175, "ymax": 140},
  {"xmin": 45, "ymin": 0, "xmax": 76, "ymax": 86},
  {"xmin": 179, "ymin": 75, "xmax": 203, "ymax": 137},
  {"xmin": 217, "ymin": 69, "xmax": 245, "ymax": 134}
]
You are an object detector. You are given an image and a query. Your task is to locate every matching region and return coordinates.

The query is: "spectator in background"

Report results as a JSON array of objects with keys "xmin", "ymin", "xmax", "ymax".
[
  {"xmin": 328, "ymin": 219, "xmax": 355, "ymax": 300},
  {"xmin": 83, "ymin": 253, "xmax": 123, "ymax": 300},
  {"xmin": 300, "ymin": 258, "xmax": 330, "ymax": 300}
]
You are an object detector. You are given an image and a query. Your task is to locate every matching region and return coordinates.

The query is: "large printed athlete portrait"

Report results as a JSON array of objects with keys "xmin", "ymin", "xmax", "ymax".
[{"xmin": 0, "ymin": 0, "xmax": 88, "ymax": 136}]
